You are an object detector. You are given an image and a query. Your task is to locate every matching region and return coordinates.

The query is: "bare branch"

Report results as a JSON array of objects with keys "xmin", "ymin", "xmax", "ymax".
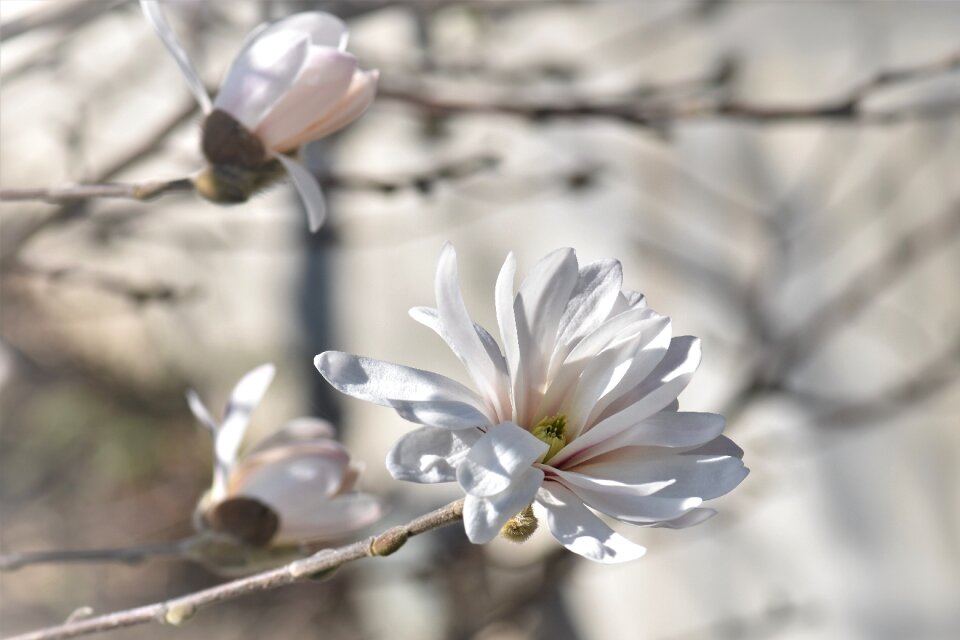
[
  {"xmin": 0, "ymin": 539, "xmax": 193, "ymax": 572},
  {"xmin": 6, "ymin": 500, "xmax": 465, "ymax": 640},
  {"xmin": 0, "ymin": 179, "xmax": 194, "ymax": 205},
  {"xmin": 380, "ymin": 50, "xmax": 960, "ymax": 126}
]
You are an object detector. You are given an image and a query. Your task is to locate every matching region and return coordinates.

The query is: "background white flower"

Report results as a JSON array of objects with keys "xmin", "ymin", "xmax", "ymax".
[
  {"xmin": 187, "ymin": 364, "xmax": 382, "ymax": 549},
  {"xmin": 141, "ymin": 1, "xmax": 378, "ymax": 230},
  {"xmin": 317, "ymin": 244, "xmax": 747, "ymax": 563}
]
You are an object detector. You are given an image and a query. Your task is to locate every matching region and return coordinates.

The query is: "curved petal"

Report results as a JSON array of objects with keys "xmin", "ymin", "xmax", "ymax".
[
  {"xmin": 647, "ymin": 508, "xmax": 717, "ymax": 529},
  {"xmin": 249, "ymin": 417, "xmax": 337, "ymax": 454},
  {"xmin": 409, "ymin": 307, "xmax": 507, "ymax": 387},
  {"xmin": 255, "ymin": 49, "xmax": 358, "ymax": 150},
  {"xmin": 315, "ymin": 351, "xmax": 492, "ymax": 428},
  {"xmin": 462, "ymin": 467, "xmax": 543, "ymax": 544},
  {"xmin": 549, "ymin": 467, "xmax": 702, "ymax": 523},
  {"xmin": 272, "ymin": 493, "xmax": 382, "ymax": 545},
  {"xmin": 229, "ymin": 442, "xmax": 351, "ymax": 501},
  {"xmin": 266, "ymin": 12, "xmax": 349, "ymax": 50},
  {"xmin": 512, "ymin": 248, "xmax": 579, "ymax": 425},
  {"xmin": 140, "ymin": 0, "xmax": 212, "ymax": 113},
  {"xmin": 275, "ymin": 154, "xmax": 326, "ymax": 232},
  {"xmin": 216, "ymin": 364, "xmax": 276, "ymax": 470},
  {"xmin": 186, "ymin": 389, "xmax": 219, "ymax": 434},
  {"xmin": 214, "ymin": 30, "xmax": 310, "ymax": 130},
  {"xmin": 552, "ymin": 337, "xmax": 701, "ymax": 466},
  {"xmin": 456, "ymin": 423, "xmax": 547, "ymax": 497},
  {"xmin": 434, "ymin": 244, "xmax": 511, "ymax": 421},
  {"xmin": 386, "ymin": 426, "xmax": 481, "ymax": 483},
  {"xmin": 495, "ymin": 253, "xmax": 520, "ymax": 418},
  {"xmin": 275, "ymin": 68, "xmax": 379, "ymax": 149},
  {"xmin": 538, "ymin": 482, "xmax": 646, "ymax": 563},
  {"xmin": 551, "ymin": 259, "xmax": 623, "ymax": 371},
  {"xmin": 569, "ymin": 441, "xmax": 749, "ymax": 502}
]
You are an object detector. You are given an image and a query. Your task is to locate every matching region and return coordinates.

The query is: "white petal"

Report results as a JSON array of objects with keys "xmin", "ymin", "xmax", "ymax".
[
  {"xmin": 214, "ymin": 30, "xmax": 310, "ymax": 130},
  {"xmin": 434, "ymin": 244, "xmax": 511, "ymax": 421},
  {"xmin": 538, "ymin": 482, "xmax": 646, "ymax": 563},
  {"xmin": 551, "ymin": 259, "xmax": 623, "ymax": 369},
  {"xmin": 277, "ymin": 68, "xmax": 379, "ymax": 148},
  {"xmin": 140, "ymin": 0, "xmax": 212, "ymax": 113},
  {"xmin": 249, "ymin": 417, "xmax": 337, "ymax": 453},
  {"xmin": 561, "ymin": 412, "xmax": 727, "ymax": 467},
  {"xmin": 549, "ymin": 467, "xmax": 702, "ymax": 523},
  {"xmin": 495, "ymin": 253, "xmax": 520, "ymax": 418},
  {"xmin": 230, "ymin": 441, "xmax": 350, "ymax": 501},
  {"xmin": 268, "ymin": 12, "xmax": 348, "ymax": 50},
  {"xmin": 554, "ymin": 337, "xmax": 701, "ymax": 465},
  {"xmin": 647, "ymin": 508, "xmax": 717, "ymax": 529},
  {"xmin": 315, "ymin": 351, "xmax": 492, "ymax": 429},
  {"xmin": 386, "ymin": 426, "xmax": 481, "ymax": 483},
  {"xmin": 456, "ymin": 423, "xmax": 547, "ymax": 497},
  {"xmin": 186, "ymin": 389, "xmax": 219, "ymax": 434},
  {"xmin": 570, "ymin": 440, "xmax": 748, "ymax": 502},
  {"xmin": 273, "ymin": 493, "xmax": 382, "ymax": 545},
  {"xmin": 275, "ymin": 154, "xmax": 327, "ymax": 232},
  {"xmin": 216, "ymin": 364, "xmax": 276, "ymax": 469},
  {"xmin": 462, "ymin": 467, "xmax": 543, "ymax": 544},
  {"xmin": 255, "ymin": 49, "xmax": 358, "ymax": 150},
  {"xmin": 512, "ymin": 248, "xmax": 579, "ymax": 425},
  {"xmin": 409, "ymin": 307, "xmax": 508, "ymax": 386},
  {"xmin": 596, "ymin": 335, "xmax": 702, "ymax": 422}
]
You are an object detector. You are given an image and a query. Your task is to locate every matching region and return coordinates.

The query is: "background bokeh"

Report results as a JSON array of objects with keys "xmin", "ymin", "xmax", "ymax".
[{"xmin": 1, "ymin": 1, "xmax": 958, "ymax": 638}]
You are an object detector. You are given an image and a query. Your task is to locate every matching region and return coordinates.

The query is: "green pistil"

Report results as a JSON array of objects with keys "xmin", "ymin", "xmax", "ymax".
[{"xmin": 532, "ymin": 415, "xmax": 567, "ymax": 463}]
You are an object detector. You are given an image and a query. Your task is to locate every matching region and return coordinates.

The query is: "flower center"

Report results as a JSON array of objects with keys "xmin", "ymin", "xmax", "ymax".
[{"xmin": 532, "ymin": 414, "xmax": 567, "ymax": 463}]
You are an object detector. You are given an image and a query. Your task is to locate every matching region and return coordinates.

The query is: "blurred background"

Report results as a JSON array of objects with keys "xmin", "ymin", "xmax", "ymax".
[{"xmin": 1, "ymin": 0, "xmax": 959, "ymax": 638}]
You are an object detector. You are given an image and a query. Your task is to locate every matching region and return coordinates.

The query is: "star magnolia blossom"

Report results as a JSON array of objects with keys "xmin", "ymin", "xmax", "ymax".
[
  {"xmin": 141, "ymin": 1, "xmax": 378, "ymax": 230},
  {"xmin": 187, "ymin": 364, "xmax": 381, "ymax": 547},
  {"xmin": 317, "ymin": 244, "xmax": 747, "ymax": 563}
]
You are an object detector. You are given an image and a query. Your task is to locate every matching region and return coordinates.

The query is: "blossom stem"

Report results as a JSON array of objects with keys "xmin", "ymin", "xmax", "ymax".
[{"xmin": 5, "ymin": 499, "xmax": 465, "ymax": 640}]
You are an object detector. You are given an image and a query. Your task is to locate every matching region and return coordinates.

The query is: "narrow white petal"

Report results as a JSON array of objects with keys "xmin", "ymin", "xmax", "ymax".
[
  {"xmin": 214, "ymin": 31, "xmax": 309, "ymax": 130},
  {"xmin": 140, "ymin": 0, "xmax": 212, "ymax": 113},
  {"xmin": 249, "ymin": 417, "xmax": 337, "ymax": 453},
  {"xmin": 457, "ymin": 423, "xmax": 547, "ymax": 497},
  {"xmin": 409, "ymin": 307, "xmax": 508, "ymax": 384},
  {"xmin": 513, "ymin": 248, "xmax": 579, "ymax": 424},
  {"xmin": 549, "ymin": 467, "xmax": 702, "ymax": 522},
  {"xmin": 269, "ymin": 12, "xmax": 348, "ymax": 50},
  {"xmin": 495, "ymin": 253, "xmax": 520, "ymax": 418},
  {"xmin": 216, "ymin": 364, "xmax": 276, "ymax": 469},
  {"xmin": 186, "ymin": 389, "xmax": 219, "ymax": 434},
  {"xmin": 435, "ymin": 244, "xmax": 511, "ymax": 421},
  {"xmin": 553, "ymin": 336, "xmax": 702, "ymax": 466},
  {"xmin": 551, "ymin": 259, "xmax": 623, "ymax": 370},
  {"xmin": 462, "ymin": 467, "xmax": 543, "ymax": 544},
  {"xmin": 569, "ymin": 440, "xmax": 748, "ymax": 502},
  {"xmin": 315, "ymin": 351, "xmax": 492, "ymax": 428},
  {"xmin": 275, "ymin": 154, "xmax": 326, "ymax": 232},
  {"xmin": 647, "ymin": 508, "xmax": 717, "ymax": 529},
  {"xmin": 386, "ymin": 426, "xmax": 481, "ymax": 483},
  {"xmin": 538, "ymin": 482, "xmax": 646, "ymax": 563}
]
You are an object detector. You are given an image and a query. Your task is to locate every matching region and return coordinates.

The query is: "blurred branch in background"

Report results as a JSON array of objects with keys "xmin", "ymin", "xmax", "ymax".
[{"xmin": 380, "ymin": 49, "xmax": 960, "ymax": 126}]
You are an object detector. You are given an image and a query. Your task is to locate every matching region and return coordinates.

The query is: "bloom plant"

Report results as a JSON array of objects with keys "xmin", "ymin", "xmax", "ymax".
[
  {"xmin": 317, "ymin": 244, "xmax": 747, "ymax": 563},
  {"xmin": 141, "ymin": 1, "xmax": 378, "ymax": 230},
  {"xmin": 186, "ymin": 364, "xmax": 381, "ymax": 564}
]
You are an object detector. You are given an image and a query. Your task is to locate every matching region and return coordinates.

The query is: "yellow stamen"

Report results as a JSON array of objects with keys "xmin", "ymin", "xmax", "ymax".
[{"xmin": 532, "ymin": 414, "xmax": 567, "ymax": 463}]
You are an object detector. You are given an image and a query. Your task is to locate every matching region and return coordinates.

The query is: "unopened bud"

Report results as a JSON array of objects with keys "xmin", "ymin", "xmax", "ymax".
[{"xmin": 500, "ymin": 504, "xmax": 538, "ymax": 543}]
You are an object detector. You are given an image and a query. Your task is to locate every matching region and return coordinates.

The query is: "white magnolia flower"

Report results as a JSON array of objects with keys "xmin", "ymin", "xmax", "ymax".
[
  {"xmin": 187, "ymin": 364, "xmax": 382, "ymax": 549},
  {"xmin": 317, "ymin": 244, "xmax": 747, "ymax": 563},
  {"xmin": 141, "ymin": 1, "xmax": 378, "ymax": 230}
]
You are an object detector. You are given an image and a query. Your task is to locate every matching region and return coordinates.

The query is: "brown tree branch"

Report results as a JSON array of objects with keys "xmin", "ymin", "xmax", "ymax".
[
  {"xmin": 0, "ymin": 179, "xmax": 195, "ymax": 204},
  {"xmin": 5, "ymin": 499, "xmax": 465, "ymax": 640}
]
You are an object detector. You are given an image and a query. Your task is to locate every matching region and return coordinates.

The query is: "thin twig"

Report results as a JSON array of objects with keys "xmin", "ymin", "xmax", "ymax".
[
  {"xmin": 0, "ymin": 539, "xmax": 193, "ymax": 572},
  {"xmin": 6, "ymin": 500, "xmax": 465, "ymax": 640},
  {"xmin": 380, "ymin": 49, "xmax": 960, "ymax": 126},
  {"xmin": 0, "ymin": 179, "xmax": 194, "ymax": 204}
]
